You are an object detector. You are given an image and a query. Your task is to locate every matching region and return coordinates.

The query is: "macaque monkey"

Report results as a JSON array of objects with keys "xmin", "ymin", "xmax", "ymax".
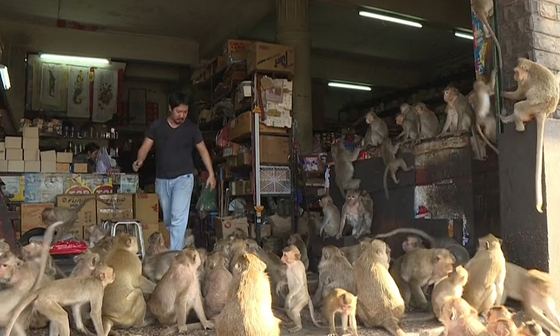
[
  {"xmin": 501, "ymin": 263, "xmax": 560, "ymax": 334},
  {"xmin": 374, "ymin": 227, "xmax": 471, "ymax": 266},
  {"xmin": 363, "ymin": 109, "xmax": 389, "ymax": 147},
  {"xmin": 339, "ymin": 237, "xmax": 391, "ymax": 266},
  {"xmin": 215, "ymin": 253, "xmax": 281, "ymax": 336},
  {"xmin": 85, "ymin": 225, "xmax": 106, "ymax": 247},
  {"xmin": 280, "ymin": 245, "xmax": 322, "ymax": 332},
  {"xmin": 142, "ymin": 250, "xmax": 179, "ymax": 282},
  {"xmin": 471, "ymin": 0, "xmax": 504, "ymax": 69},
  {"xmin": 184, "ymin": 228, "xmax": 195, "ymax": 248},
  {"xmin": 354, "ymin": 239, "xmax": 406, "ymax": 336},
  {"xmin": 471, "ymin": 70, "xmax": 499, "ymax": 154},
  {"xmin": 71, "ymin": 250, "xmax": 101, "ymax": 278},
  {"xmin": 318, "ymin": 195, "xmax": 341, "ymax": 239},
  {"xmin": 337, "ymin": 190, "xmax": 372, "ymax": 239},
  {"xmin": 331, "ymin": 138, "xmax": 362, "ymax": 196},
  {"xmin": 228, "ymin": 238, "xmax": 261, "ymax": 273},
  {"xmin": 396, "ymin": 103, "xmax": 420, "ymax": 141},
  {"xmin": 313, "ymin": 246, "xmax": 357, "ymax": 305},
  {"xmin": 203, "ymin": 251, "xmax": 233, "ymax": 319},
  {"xmin": 432, "ymin": 265, "xmax": 469, "ymax": 320},
  {"xmin": 148, "ymin": 248, "xmax": 214, "ymax": 334},
  {"xmin": 41, "ymin": 199, "xmax": 96, "ymax": 244},
  {"xmin": 414, "ymin": 103, "xmax": 440, "ymax": 139},
  {"xmin": 440, "ymin": 297, "xmax": 487, "ymax": 336},
  {"xmin": 22, "ymin": 241, "xmax": 58, "ymax": 278},
  {"xmin": 500, "ymin": 58, "xmax": 560, "ymax": 213},
  {"xmin": 146, "ymin": 232, "xmax": 168, "ymax": 257},
  {"xmin": 381, "ymin": 139, "xmax": 413, "ymax": 200},
  {"xmin": 517, "ymin": 321, "xmax": 547, "ymax": 336},
  {"xmin": 89, "ymin": 236, "xmax": 114, "ymax": 261},
  {"xmin": 322, "ymin": 288, "xmax": 358, "ymax": 336},
  {"xmin": 392, "ymin": 248, "xmax": 456, "ymax": 310},
  {"xmin": 4, "ymin": 264, "xmax": 115, "ymax": 336},
  {"xmin": 487, "ymin": 306, "xmax": 517, "ymax": 336},
  {"xmin": 463, "ymin": 233, "xmax": 506, "ymax": 314},
  {"xmin": 287, "ymin": 234, "xmax": 309, "ymax": 271},
  {"xmin": 102, "ymin": 233, "xmax": 157, "ymax": 335},
  {"xmin": 256, "ymin": 245, "xmax": 288, "ymax": 307}
]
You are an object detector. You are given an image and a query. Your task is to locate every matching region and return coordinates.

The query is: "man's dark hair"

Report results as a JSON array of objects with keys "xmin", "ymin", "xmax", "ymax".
[
  {"xmin": 85, "ymin": 142, "xmax": 100, "ymax": 154},
  {"xmin": 168, "ymin": 92, "xmax": 190, "ymax": 110}
]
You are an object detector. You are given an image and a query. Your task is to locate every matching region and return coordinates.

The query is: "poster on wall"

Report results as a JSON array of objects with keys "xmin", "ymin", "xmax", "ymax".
[
  {"xmin": 67, "ymin": 66, "xmax": 91, "ymax": 118},
  {"xmin": 92, "ymin": 68, "xmax": 118, "ymax": 123},
  {"xmin": 128, "ymin": 88, "xmax": 147, "ymax": 125},
  {"xmin": 471, "ymin": 10, "xmax": 488, "ymax": 77},
  {"xmin": 40, "ymin": 63, "xmax": 65, "ymax": 108}
]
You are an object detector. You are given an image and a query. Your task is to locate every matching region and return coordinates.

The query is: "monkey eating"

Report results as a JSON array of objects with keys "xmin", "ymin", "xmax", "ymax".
[
  {"xmin": 414, "ymin": 102, "xmax": 440, "ymax": 139},
  {"xmin": 337, "ymin": 190, "xmax": 372, "ymax": 239},
  {"xmin": 381, "ymin": 139, "xmax": 413, "ymax": 200},
  {"xmin": 471, "ymin": 69, "xmax": 500, "ymax": 155},
  {"xmin": 471, "ymin": 0, "xmax": 504, "ymax": 69},
  {"xmin": 279, "ymin": 245, "xmax": 322, "ymax": 332},
  {"xmin": 331, "ymin": 138, "xmax": 362, "ymax": 196},
  {"xmin": 4, "ymin": 263, "xmax": 115, "ymax": 336},
  {"xmin": 500, "ymin": 57, "xmax": 560, "ymax": 213},
  {"xmin": 396, "ymin": 103, "xmax": 420, "ymax": 142},
  {"xmin": 318, "ymin": 195, "xmax": 341, "ymax": 239},
  {"xmin": 362, "ymin": 109, "xmax": 389, "ymax": 148},
  {"xmin": 322, "ymin": 288, "xmax": 358, "ymax": 336},
  {"xmin": 313, "ymin": 246, "xmax": 356, "ymax": 306}
]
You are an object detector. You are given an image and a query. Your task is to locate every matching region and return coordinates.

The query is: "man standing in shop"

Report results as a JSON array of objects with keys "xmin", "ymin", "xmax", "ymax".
[{"xmin": 133, "ymin": 92, "xmax": 216, "ymax": 250}]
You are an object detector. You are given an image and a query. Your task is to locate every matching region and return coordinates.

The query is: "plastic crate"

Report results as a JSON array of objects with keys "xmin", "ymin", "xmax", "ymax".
[{"xmin": 260, "ymin": 166, "xmax": 291, "ymax": 195}]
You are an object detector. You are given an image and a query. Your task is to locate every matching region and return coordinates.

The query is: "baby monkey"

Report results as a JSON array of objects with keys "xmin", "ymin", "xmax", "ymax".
[
  {"xmin": 322, "ymin": 288, "xmax": 358, "ymax": 336},
  {"xmin": 487, "ymin": 306, "xmax": 517, "ymax": 336}
]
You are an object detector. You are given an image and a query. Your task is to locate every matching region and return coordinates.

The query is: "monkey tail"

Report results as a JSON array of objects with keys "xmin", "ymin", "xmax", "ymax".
[
  {"xmin": 485, "ymin": 22, "xmax": 504, "ymax": 70},
  {"xmin": 31, "ymin": 220, "xmax": 65, "ymax": 292},
  {"xmin": 307, "ymin": 298, "xmax": 323, "ymax": 328},
  {"xmin": 476, "ymin": 123, "xmax": 499, "ymax": 154},
  {"xmin": 383, "ymin": 165, "xmax": 390, "ymax": 200},
  {"xmin": 4, "ymin": 291, "xmax": 39, "ymax": 336},
  {"xmin": 535, "ymin": 114, "xmax": 546, "ymax": 213},
  {"xmin": 374, "ymin": 228, "xmax": 434, "ymax": 244}
]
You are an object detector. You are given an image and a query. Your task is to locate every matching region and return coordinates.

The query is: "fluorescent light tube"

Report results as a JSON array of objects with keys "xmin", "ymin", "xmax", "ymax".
[
  {"xmin": 359, "ymin": 11, "xmax": 422, "ymax": 28},
  {"xmin": 454, "ymin": 31, "xmax": 474, "ymax": 40},
  {"xmin": 328, "ymin": 82, "xmax": 372, "ymax": 91},
  {"xmin": 40, "ymin": 53, "xmax": 110, "ymax": 64},
  {"xmin": 0, "ymin": 65, "xmax": 11, "ymax": 90}
]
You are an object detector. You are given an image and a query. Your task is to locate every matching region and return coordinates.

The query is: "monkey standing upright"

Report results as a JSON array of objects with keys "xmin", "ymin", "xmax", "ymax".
[
  {"xmin": 500, "ymin": 57, "xmax": 560, "ymax": 213},
  {"xmin": 381, "ymin": 139, "xmax": 413, "ymax": 200},
  {"xmin": 322, "ymin": 288, "xmax": 359, "ymax": 336},
  {"xmin": 318, "ymin": 195, "xmax": 341, "ymax": 239},
  {"xmin": 331, "ymin": 138, "xmax": 362, "ymax": 196},
  {"xmin": 287, "ymin": 234, "xmax": 309, "ymax": 271},
  {"xmin": 471, "ymin": 0, "xmax": 504, "ymax": 69}
]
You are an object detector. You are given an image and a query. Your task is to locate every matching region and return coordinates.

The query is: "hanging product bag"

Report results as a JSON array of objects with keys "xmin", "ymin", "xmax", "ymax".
[{"xmin": 96, "ymin": 147, "xmax": 112, "ymax": 173}]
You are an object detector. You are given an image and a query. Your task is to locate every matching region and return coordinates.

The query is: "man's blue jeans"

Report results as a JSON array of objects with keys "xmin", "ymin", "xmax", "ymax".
[{"xmin": 155, "ymin": 174, "xmax": 194, "ymax": 251}]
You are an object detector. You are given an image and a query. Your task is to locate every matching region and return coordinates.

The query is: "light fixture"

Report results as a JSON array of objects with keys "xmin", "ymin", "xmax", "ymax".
[
  {"xmin": 39, "ymin": 53, "xmax": 110, "ymax": 64},
  {"xmin": 454, "ymin": 31, "xmax": 474, "ymax": 40},
  {"xmin": 0, "ymin": 65, "xmax": 11, "ymax": 90},
  {"xmin": 328, "ymin": 82, "xmax": 372, "ymax": 91},
  {"xmin": 359, "ymin": 10, "xmax": 422, "ymax": 28}
]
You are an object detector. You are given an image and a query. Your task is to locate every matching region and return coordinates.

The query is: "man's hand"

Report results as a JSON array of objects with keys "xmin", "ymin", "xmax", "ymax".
[
  {"xmin": 132, "ymin": 160, "xmax": 143, "ymax": 172},
  {"xmin": 206, "ymin": 175, "xmax": 216, "ymax": 189}
]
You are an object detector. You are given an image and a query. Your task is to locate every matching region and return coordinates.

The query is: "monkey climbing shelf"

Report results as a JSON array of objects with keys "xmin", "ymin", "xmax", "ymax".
[{"xmin": 0, "ymin": 178, "xmax": 19, "ymax": 250}]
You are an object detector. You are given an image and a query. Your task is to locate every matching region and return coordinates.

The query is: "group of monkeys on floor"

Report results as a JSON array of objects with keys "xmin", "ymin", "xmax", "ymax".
[{"xmin": 0, "ymin": 200, "xmax": 559, "ymax": 336}]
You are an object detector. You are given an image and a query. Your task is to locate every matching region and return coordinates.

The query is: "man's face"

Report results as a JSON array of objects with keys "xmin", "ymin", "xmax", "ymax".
[
  {"xmin": 169, "ymin": 104, "xmax": 188, "ymax": 124},
  {"xmin": 89, "ymin": 150, "xmax": 99, "ymax": 161}
]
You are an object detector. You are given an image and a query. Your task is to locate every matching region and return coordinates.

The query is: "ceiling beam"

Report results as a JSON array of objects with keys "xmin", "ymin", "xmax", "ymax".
[
  {"xmin": 318, "ymin": 0, "xmax": 471, "ymax": 29},
  {"xmin": 0, "ymin": 20, "xmax": 199, "ymax": 65}
]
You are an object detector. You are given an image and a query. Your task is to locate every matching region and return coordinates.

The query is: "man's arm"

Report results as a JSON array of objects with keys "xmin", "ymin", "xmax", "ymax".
[
  {"xmin": 133, "ymin": 137, "xmax": 154, "ymax": 172},
  {"xmin": 195, "ymin": 141, "xmax": 215, "ymax": 177}
]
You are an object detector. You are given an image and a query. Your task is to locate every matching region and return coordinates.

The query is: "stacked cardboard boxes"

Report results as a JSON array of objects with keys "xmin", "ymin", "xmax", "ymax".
[{"xmin": 4, "ymin": 135, "xmax": 23, "ymax": 172}]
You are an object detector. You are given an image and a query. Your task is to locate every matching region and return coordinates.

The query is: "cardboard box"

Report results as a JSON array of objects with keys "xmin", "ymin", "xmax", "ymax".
[
  {"xmin": 23, "ymin": 127, "xmax": 39, "ymax": 138},
  {"xmin": 237, "ymin": 152, "xmax": 252, "ymax": 166},
  {"xmin": 56, "ymin": 163, "xmax": 70, "ymax": 173},
  {"xmin": 0, "ymin": 150, "xmax": 4, "ymax": 160},
  {"xmin": 40, "ymin": 150, "xmax": 56, "ymax": 162},
  {"xmin": 73, "ymin": 163, "xmax": 88, "ymax": 173},
  {"xmin": 215, "ymin": 216, "xmax": 249, "ymax": 239},
  {"xmin": 23, "ymin": 137, "xmax": 39, "ymax": 149},
  {"xmin": 6, "ymin": 149, "xmax": 22, "ymax": 161},
  {"xmin": 24, "ymin": 161, "xmax": 41, "ymax": 172},
  {"xmin": 249, "ymin": 223, "xmax": 272, "ymax": 239},
  {"xmin": 229, "ymin": 111, "xmax": 287, "ymax": 140},
  {"xmin": 134, "ymin": 193, "xmax": 159, "ymax": 224},
  {"xmin": 21, "ymin": 203, "xmax": 54, "ymax": 232},
  {"xmin": 114, "ymin": 174, "xmax": 139, "ymax": 194},
  {"xmin": 0, "ymin": 142, "xmax": 5, "ymax": 150},
  {"xmin": 24, "ymin": 173, "xmax": 65, "ymax": 203},
  {"xmin": 223, "ymin": 143, "xmax": 241, "ymax": 157},
  {"xmin": 41, "ymin": 161, "xmax": 56, "ymax": 173},
  {"xmin": 5, "ymin": 136, "xmax": 22, "ymax": 149},
  {"xmin": 260, "ymin": 135, "xmax": 290, "ymax": 163},
  {"xmin": 24, "ymin": 149, "xmax": 40, "ymax": 161},
  {"xmin": 56, "ymin": 152, "xmax": 73, "ymax": 163},
  {"xmin": 223, "ymin": 39, "xmax": 253, "ymax": 62},
  {"xmin": 247, "ymin": 42, "xmax": 295, "ymax": 74},
  {"xmin": 96, "ymin": 194, "xmax": 134, "ymax": 222},
  {"xmin": 0, "ymin": 160, "xmax": 7, "ymax": 172},
  {"xmin": 0, "ymin": 175, "xmax": 25, "ymax": 201},
  {"xmin": 8, "ymin": 160, "xmax": 24, "ymax": 172},
  {"xmin": 158, "ymin": 221, "xmax": 170, "ymax": 247},
  {"xmin": 56, "ymin": 195, "xmax": 97, "ymax": 227}
]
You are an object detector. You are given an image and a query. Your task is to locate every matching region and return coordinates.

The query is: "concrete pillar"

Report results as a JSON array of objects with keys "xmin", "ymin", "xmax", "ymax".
[
  {"xmin": 275, "ymin": 0, "xmax": 313, "ymax": 153},
  {"xmin": 496, "ymin": 0, "xmax": 560, "ymax": 301}
]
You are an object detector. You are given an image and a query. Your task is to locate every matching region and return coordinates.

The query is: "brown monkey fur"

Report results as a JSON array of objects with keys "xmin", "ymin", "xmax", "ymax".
[
  {"xmin": 440, "ymin": 297, "xmax": 487, "ymax": 336},
  {"xmin": 471, "ymin": 69, "xmax": 499, "ymax": 154},
  {"xmin": 319, "ymin": 195, "xmax": 341, "ymax": 239},
  {"xmin": 363, "ymin": 110, "xmax": 389, "ymax": 148},
  {"xmin": 22, "ymin": 241, "xmax": 58, "ymax": 278},
  {"xmin": 71, "ymin": 250, "xmax": 102, "ymax": 278},
  {"xmin": 353, "ymin": 239, "xmax": 406, "ymax": 336},
  {"xmin": 322, "ymin": 288, "xmax": 358, "ymax": 336},
  {"xmin": 432, "ymin": 265, "xmax": 469, "ymax": 320},
  {"xmin": 500, "ymin": 57, "xmax": 560, "ymax": 213},
  {"xmin": 148, "ymin": 248, "xmax": 214, "ymax": 334},
  {"xmin": 85, "ymin": 224, "xmax": 106, "ymax": 247},
  {"xmin": 102, "ymin": 233, "xmax": 157, "ymax": 335},
  {"xmin": 463, "ymin": 233, "xmax": 506, "ymax": 314},
  {"xmin": 338, "ymin": 190, "xmax": 372, "ymax": 239},
  {"xmin": 287, "ymin": 233, "xmax": 309, "ymax": 271},
  {"xmin": 396, "ymin": 103, "xmax": 420, "ymax": 141},
  {"xmin": 89, "ymin": 236, "xmax": 114, "ymax": 261},
  {"xmin": 516, "ymin": 321, "xmax": 547, "ymax": 336},
  {"xmin": 340, "ymin": 237, "xmax": 392, "ymax": 266},
  {"xmin": 142, "ymin": 250, "xmax": 179, "ymax": 282},
  {"xmin": 487, "ymin": 306, "xmax": 516, "ymax": 336},
  {"xmin": 228, "ymin": 238, "xmax": 261, "ymax": 272},
  {"xmin": 331, "ymin": 137, "xmax": 362, "ymax": 196},
  {"xmin": 414, "ymin": 102, "xmax": 440, "ymax": 139},
  {"xmin": 5, "ymin": 264, "xmax": 115, "ymax": 336},
  {"xmin": 391, "ymin": 248, "xmax": 456, "ymax": 310},
  {"xmin": 203, "ymin": 251, "xmax": 233, "ymax": 319},
  {"xmin": 257, "ymin": 245, "xmax": 288, "ymax": 308},
  {"xmin": 313, "ymin": 246, "xmax": 356, "ymax": 306},
  {"xmin": 215, "ymin": 252, "xmax": 281, "ymax": 336},
  {"xmin": 471, "ymin": 0, "xmax": 504, "ymax": 69},
  {"xmin": 280, "ymin": 245, "xmax": 322, "ymax": 332},
  {"xmin": 41, "ymin": 199, "xmax": 96, "ymax": 244},
  {"xmin": 381, "ymin": 138, "xmax": 413, "ymax": 200},
  {"xmin": 146, "ymin": 231, "xmax": 168, "ymax": 257},
  {"xmin": 0, "ymin": 238, "xmax": 10, "ymax": 256}
]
